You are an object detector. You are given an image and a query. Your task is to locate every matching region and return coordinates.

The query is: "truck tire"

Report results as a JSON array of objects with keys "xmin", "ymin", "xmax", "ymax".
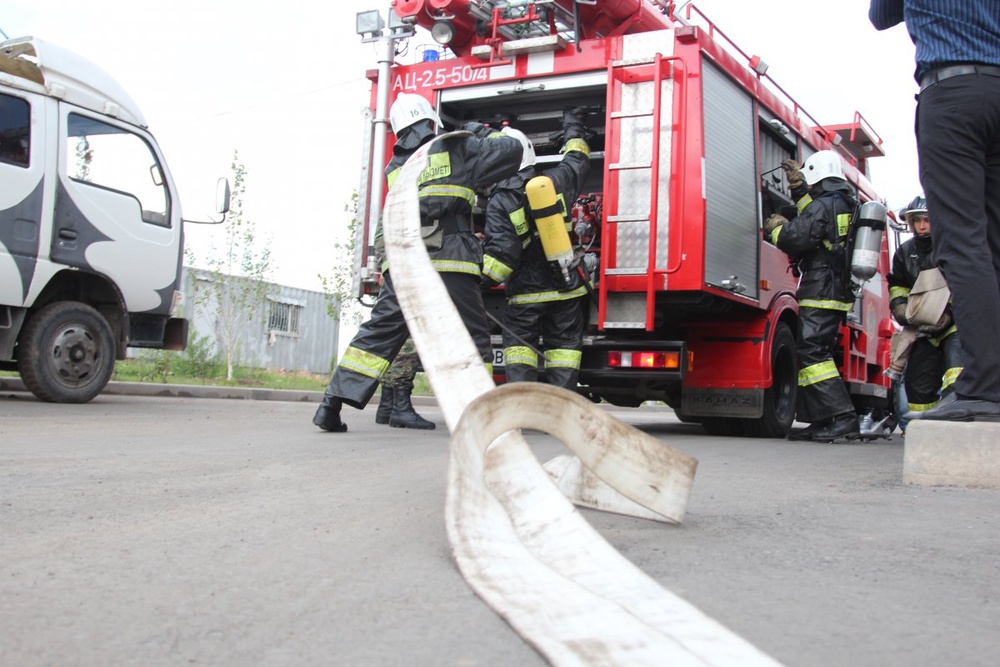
[
  {"xmin": 743, "ymin": 322, "xmax": 798, "ymax": 438},
  {"xmin": 16, "ymin": 302, "xmax": 115, "ymax": 404}
]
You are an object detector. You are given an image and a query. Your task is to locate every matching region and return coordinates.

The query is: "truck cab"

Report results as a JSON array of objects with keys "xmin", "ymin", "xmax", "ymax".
[{"xmin": 0, "ymin": 37, "xmax": 222, "ymax": 403}]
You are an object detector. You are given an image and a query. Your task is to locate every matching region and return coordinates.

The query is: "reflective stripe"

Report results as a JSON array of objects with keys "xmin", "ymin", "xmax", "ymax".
[
  {"xmin": 941, "ymin": 367, "xmax": 962, "ymax": 391},
  {"xmin": 482, "ymin": 255, "xmax": 513, "ymax": 283},
  {"xmin": 928, "ymin": 324, "xmax": 958, "ymax": 346},
  {"xmin": 909, "ymin": 400, "xmax": 938, "ymax": 412},
  {"xmin": 419, "ymin": 184, "xmax": 477, "ymax": 207},
  {"xmin": 431, "ymin": 258, "xmax": 482, "ymax": 275},
  {"xmin": 889, "ymin": 286, "xmax": 910, "ymax": 300},
  {"xmin": 544, "ymin": 349, "xmax": 582, "ymax": 370},
  {"xmin": 796, "ymin": 193, "xmax": 813, "ymax": 213},
  {"xmin": 339, "ymin": 346, "xmax": 392, "ymax": 380},
  {"xmin": 836, "ymin": 213, "xmax": 851, "ymax": 238},
  {"xmin": 563, "ymin": 138, "xmax": 590, "ymax": 157},
  {"xmin": 510, "ymin": 207, "xmax": 530, "ymax": 238},
  {"xmin": 387, "ymin": 167, "xmax": 401, "ymax": 188},
  {"xmin": 770, "ymin": 226, "xmax": 783, "ymax": 245},
  {"xmin": 798, "ymin": 360, "xmax": 840, "ymax": 387},
  {"xmin": 508, "ymin": 286, "xmax": 589, "ymax": 305},
  {"xmin": 505, "ymin": 346, "xmax": 538, "ymax": 367},
  {"xmin": 799, "ymin": 299, "xmax": 854, "ymax": 311},
  {"xmin": 418, "ymin": 152, "xmax": 451, "ymax": 184}
]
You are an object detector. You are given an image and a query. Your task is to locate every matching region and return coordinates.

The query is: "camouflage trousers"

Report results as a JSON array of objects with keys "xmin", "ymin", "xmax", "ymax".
[{"xmin": 381, "ymin": 337, "xmax": 420, "ymax": 388}]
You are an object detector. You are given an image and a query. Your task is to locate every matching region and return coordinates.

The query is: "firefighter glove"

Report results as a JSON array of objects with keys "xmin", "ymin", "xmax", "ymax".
[
  {"xmin": 917, "ymin": 311, "xmax": 951, "ymax": 334},
  {"xmin": 763, "ymin": 213, "xmax": 787, "ymax": 235},
  {"xmin": 891, "ymin": 301, "xmax": 909, "ymax": 326},
  {"xmin": 459, "ymin": 121, "xmax": 497, "ymax": 138},
  {"xmin": 561, "ymin": 107, "xmax": 591, "ymax": 142},
  {"xmin": 781, "ymin": 159, "xmax": 804, "ymax": 189}
]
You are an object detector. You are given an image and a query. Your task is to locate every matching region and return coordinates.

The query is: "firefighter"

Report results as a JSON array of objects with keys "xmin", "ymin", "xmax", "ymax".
[
  {"xmin": 312, "ymin": 92, "xmax": 523, "ymax": 432},
  {"xmin": 763, "ymin": 150, "xmax": 860, "ymax": 441},
  {"xmin": 888, "ymin": 195, "xmax": 964, "ymax": 416},
  {"xmin": 370, "ymin": 216, "xmax": 433, "ymax": 430},
  {"xmin": 480, "ymin": 109, "xmax": 592, "ymax": 388}
]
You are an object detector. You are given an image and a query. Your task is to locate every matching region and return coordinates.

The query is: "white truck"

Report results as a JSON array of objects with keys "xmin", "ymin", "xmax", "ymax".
[{"xmin": 0, "ymin": 36, "xmax": 227, "ymax": 403}]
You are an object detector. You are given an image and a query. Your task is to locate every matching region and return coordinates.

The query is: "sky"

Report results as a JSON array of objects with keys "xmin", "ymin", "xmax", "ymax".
[{"xmin": 3, "ymin": 0, "xmax": 919, "ymax": 295}]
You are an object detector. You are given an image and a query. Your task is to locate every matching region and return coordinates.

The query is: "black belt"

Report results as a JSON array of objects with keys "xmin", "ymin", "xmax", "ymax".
[{"xmin": 919, "ymin": 64, "xmax": 1000, "ymax": 93}]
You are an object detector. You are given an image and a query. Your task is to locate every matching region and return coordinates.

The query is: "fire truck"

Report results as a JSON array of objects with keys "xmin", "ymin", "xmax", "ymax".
[{"xmin": 352, "ymin": 0, "xmax": 895, "ymax": 437}]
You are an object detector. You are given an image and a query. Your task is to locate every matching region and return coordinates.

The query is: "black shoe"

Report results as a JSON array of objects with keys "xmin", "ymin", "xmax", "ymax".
[
  {"xmin": 375, "ymin": 387, "xmax": 394, "ymax": 425},
  {"xmin": 808, "ymin": 413, "xmax": 861, "ymax": 442},
  {"xmin": 788, "ymin": 422, "xmax": 823, "ymax": 441},
  {"xmin": 388, "ymin": 382, "xmax": 435, "ymax": 430},
  {"xmin": 313, "ymin": 398, "xmax": 348, "ymax": 432},
  {"xmin": 790, "ymin": 414, "xmax": 860, "ymax": 443},
  {"xmin": 918, "ymin": 398, "xmax": 1000, "ymax": 422},
  {"xmin": 905, "ymin": 392, "xmax": 957, "ymax": 421}
]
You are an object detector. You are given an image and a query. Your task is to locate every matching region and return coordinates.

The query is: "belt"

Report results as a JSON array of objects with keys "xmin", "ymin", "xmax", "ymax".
[{"xmin": 919, "ymin": 64, "xmax": 1000, "ymax": 93}]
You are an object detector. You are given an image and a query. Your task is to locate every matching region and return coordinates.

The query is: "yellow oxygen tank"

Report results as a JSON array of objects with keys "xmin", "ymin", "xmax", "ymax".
[{"xmin": 526, "ymin": 175, "xmax": 574, "ymax": 285}]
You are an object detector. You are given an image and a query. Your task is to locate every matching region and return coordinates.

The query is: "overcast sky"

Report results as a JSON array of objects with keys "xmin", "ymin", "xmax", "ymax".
[{"xmin": 4, "ymin": 0, "xmax": 918, "ymax": 294}]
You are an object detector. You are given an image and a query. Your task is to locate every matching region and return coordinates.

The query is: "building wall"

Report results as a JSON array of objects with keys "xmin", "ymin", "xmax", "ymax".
[{"xmin": 179, "ymin": 267, "xmax": 340, "ymax": 375}]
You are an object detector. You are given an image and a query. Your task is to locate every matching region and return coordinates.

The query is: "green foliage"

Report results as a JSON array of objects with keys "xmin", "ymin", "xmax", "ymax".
[
  {"xmin": 173, "ymin": 333, "xmax": 225, "ymax": 379},
  {"xmin": 318, "ymin": 192, "xmax": 365, "ymax": 328},
  {"xmin": 186, "ymin": 151, "xmax": 274, "ymax": 381}
]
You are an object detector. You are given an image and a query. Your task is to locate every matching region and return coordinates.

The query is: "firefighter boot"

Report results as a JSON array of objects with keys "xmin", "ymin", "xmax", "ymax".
[
  {"xmin": 807, "ymin": 412, "xmax": 861, "ymax": 443},
  {"xmin": 388, "ymin": 381, "xmax": 435, "ymax": 430},
  {"xmin": 312, "ymin": 393, "xmax": 347, "ymax": 432},
  {"xmin": 375, "ymin": 385, "xmax": 394, "ymax": 425}
]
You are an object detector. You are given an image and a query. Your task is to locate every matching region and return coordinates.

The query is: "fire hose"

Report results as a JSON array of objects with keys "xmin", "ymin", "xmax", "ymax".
[{"xmin": 381, "ymin": 132, "xmax": 782, "ymax": 666}]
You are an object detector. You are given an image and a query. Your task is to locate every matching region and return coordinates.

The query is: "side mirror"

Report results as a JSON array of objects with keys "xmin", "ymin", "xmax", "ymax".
[{"xmin": 216, "ymin": 178, "xmax": 231, "ymax": 215}]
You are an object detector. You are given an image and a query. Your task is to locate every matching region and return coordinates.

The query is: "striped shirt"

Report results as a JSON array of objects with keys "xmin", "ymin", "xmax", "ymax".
[{"xmin": 869, "ymin": 0, "xmax": 1000, "ymax": 81}]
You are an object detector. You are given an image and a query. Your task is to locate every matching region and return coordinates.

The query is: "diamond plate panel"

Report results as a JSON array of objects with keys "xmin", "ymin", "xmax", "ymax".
[{"xmin": 613, "ymin": 31, "xmax": 674, "ymax": 277}]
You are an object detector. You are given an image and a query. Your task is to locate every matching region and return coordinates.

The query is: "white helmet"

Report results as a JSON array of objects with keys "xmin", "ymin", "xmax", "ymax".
[
  {"xmin": 500, "ymin": 126, "xmax": 536, "ymax": 171},
  {"xmin": 389, "ymin": 93, "xmax": 442, "ymax": 135},
  {"xmin": 802, "ymin": 150, "xmax": 845, "ymax": 185}
]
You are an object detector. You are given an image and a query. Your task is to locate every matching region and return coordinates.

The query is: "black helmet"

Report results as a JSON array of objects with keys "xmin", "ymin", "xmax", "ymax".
[{"xmin": 901, "ymin": 195, "xmax": 927, "ymax": 222}]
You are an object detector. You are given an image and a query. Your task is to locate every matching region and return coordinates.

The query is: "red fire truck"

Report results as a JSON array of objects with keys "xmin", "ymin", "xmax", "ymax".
[{"xmin": 352, "ymin": 0, "xmax": 895, "ymax": 437}]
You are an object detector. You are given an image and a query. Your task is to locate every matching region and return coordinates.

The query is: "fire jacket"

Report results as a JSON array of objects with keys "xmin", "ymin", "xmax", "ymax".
[
  {"xmin": 380, "ymin": 122, "xmax": 523, "ymax": 276},
  {"xmin": 888, "ymin": 234, "xmax": 956, "ymax": 336},
  {"xmin": 481, "ymin": 138, "xmax": 591, "ymax": 304},
  {"xmin": 770, "ymin": 179, "xmax": 858, "ymax": 311}
]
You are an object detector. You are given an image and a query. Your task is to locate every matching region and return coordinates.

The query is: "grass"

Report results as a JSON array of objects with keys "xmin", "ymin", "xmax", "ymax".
[{"xmin": 3, "ymin": 356, "xmax": 433, "ymax": 395}]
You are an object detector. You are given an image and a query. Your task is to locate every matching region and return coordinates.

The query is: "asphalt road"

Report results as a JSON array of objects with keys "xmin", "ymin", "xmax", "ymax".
[{"xmin": 2, "ymin": 389, "xmax": 999, "ymax": 667}]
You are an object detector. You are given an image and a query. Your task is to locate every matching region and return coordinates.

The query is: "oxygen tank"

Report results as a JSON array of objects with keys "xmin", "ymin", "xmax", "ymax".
[
  {"xmin": 850, "ymin": 201, "xmax": 887, "ymax": 282},
  {"xmin": 526, "ymin": 175, "xmax": 574, "ymax": 285}
]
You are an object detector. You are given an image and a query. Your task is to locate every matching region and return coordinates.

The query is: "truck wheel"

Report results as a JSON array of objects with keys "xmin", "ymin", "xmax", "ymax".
[
  {"xmin": 743, "ymin": 322, "xmax": 798, "ymax": 438},
  {"xmin": 17, "ymin": 302, "xmax": 115, "ymax": 404}
]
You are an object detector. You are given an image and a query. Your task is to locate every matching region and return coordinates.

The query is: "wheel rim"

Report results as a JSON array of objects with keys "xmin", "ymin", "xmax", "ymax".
[{"xmin": 46, "ymin": 322, "xmax": 105, "ymax": 387}]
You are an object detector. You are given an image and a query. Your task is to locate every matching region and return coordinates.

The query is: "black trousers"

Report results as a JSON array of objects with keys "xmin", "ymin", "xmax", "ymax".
[
  {"xmin": 904, "ymin": 330, "xmax": 964, "ymax": 411},
  {"xmin": 917, "ymin": 73, "xmax": 1000, "ymax": 402},
  {"xmin": 796, "ymin": 305, "xmax": 855, "ymax": 424},
  {"xmin": 502, "ymin": 297, "xmax": 585, "ymax": 389},
  {"xmin": 322, "ymin": 271, "xmax": 491, "ymax": 409}
]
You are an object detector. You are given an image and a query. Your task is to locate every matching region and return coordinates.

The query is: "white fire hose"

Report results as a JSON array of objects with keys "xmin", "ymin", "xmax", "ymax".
[{"xmin": 381, "ymin": 133, "xmax": 782, "ymax": 666}]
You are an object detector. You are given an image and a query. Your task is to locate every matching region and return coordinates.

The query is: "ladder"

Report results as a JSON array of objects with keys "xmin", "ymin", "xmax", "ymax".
[{"xmin": 599, "ymin": 52, "xmax": 677, "ymax": 331}]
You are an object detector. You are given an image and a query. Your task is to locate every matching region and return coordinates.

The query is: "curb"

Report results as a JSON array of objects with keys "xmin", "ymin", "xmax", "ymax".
[{"xmin": 0, "ymin": 376, "xmax": 436, "ymax": 406}]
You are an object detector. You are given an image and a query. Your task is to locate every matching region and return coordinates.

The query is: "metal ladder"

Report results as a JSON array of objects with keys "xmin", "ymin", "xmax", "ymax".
[{"xmin": 599, "ymin": 52, "xmax": 674, "ymax": 331}]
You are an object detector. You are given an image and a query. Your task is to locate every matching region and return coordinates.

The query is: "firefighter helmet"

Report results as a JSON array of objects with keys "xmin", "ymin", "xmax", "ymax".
[
  {"xmin": 500, "ymin": 126, "xmax": 536, "ymax": 171},
  {"xmin": 389, "ymin": 93, "xmax": 442, "ymax": 135},
  {"xmin": 801, "ymin": 150, "xmax": 845, "ymax": 185},
  {"xmin": 901, "ymin": 195, "xmax": 927, "ymax": 222}
]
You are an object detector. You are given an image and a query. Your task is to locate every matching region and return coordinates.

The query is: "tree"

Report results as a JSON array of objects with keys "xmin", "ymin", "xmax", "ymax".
[
  {"xmin": 319, "ymin": 191, "xmax": 366, "ymax": 330},
  {"xmin": 189, "ymin": 151, "xmax": 273, "ymax": 380}
]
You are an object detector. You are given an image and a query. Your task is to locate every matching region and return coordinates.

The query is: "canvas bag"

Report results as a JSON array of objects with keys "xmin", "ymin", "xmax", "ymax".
[{"xmin": 905, "ymin": 267, "xmax": 951, "ymax": 329}]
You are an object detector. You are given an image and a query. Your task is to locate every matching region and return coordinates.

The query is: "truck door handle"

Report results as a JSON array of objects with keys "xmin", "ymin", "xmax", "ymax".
[{"xmin": 58, "ymin": 229, "xmax": 78, "ymax": 240}]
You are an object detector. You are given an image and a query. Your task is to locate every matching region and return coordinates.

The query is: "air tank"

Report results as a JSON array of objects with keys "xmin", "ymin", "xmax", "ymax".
[{"xmin": 851, "ymin": 201, "xmax": 887, "ymax": 282}]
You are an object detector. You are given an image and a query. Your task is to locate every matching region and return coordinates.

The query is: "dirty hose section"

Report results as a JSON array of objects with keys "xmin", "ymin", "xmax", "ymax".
[{"xmin": 382, "ymin": 134, "xmax": 782, "ymax": 666}]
